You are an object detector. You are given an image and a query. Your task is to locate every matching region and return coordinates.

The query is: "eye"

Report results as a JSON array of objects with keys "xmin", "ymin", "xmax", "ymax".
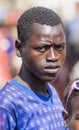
[
  {"xmin": 34, "ymin": 45, "xmax": 51, "ymax": 52},
  {"xmin": 34, "ymin": 46, "xmax": 46, "ymax": 52},
  {"xmin": 54, "ymin": 44, "xmax": 65, "ymax": 51}
]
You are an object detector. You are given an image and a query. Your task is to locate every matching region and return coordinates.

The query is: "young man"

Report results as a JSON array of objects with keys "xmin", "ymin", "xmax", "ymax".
[{"xmin": 0, "ymin": 7, "xmax": 66, "ymax": 129}]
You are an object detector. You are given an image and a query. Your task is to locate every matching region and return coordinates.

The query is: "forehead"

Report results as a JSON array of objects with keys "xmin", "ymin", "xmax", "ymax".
[
  {"xmin": 31, "ymin": 23, "xmax": 65, "ymax": 40},
  {"xmin": 72, "ymin": 96, "xmax": 79, "ymax": 110}
]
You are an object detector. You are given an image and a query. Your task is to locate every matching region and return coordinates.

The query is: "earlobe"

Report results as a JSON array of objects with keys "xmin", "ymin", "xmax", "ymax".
[
  {"xmin": 16, "ymin": 49, "xmax": 21, "ymax": 57},
  {"xmin": 15, "ymin": 40, "xmax": 22, "ymax": 57},
  {"xmin": 62, "ymin": 109, "xmax": 69, "ymax": 127}
]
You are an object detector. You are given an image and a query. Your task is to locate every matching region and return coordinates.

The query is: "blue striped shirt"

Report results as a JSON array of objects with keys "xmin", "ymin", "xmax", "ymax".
[{"xmin": 0, "ymin": 79, "xmax": 65, "ymax": 130}]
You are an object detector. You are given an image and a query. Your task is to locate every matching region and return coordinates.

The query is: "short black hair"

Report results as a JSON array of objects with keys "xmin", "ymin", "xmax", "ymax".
[{"xmin": 17, "ymin": 6, "xmax": 64, "ymax": 43}]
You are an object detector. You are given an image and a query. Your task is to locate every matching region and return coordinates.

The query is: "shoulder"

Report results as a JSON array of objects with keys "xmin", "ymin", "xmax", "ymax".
[
  {"xmin": 0, "ymin": 79, "xmax": 18, "ymax": 97},
  {"xmin": 0, "ymin": 79, "xmax": 19, "ymax": 109}
]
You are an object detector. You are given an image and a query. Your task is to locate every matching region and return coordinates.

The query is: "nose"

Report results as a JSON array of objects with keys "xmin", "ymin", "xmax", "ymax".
[{"xmin": 46, "ymin": 48, "xmax": 58, "ymax": 61}]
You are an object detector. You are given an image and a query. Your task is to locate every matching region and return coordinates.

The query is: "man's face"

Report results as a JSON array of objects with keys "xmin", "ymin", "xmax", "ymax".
[{"xmin": 21, "ymin": 23, "xmax": 66, "ymax": 82}]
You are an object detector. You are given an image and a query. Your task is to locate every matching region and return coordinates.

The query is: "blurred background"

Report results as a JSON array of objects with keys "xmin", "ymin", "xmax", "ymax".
[{"xmin": 0, "ymin": 0, "xmax": 79, "ymax": 101}]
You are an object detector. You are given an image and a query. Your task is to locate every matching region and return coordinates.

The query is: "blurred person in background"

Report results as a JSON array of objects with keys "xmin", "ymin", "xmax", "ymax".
[
  {"xmin": 0, "ymin": 25, "xmax": 12, "ymax": 87},
  {"xmin": 0, "ymin": 48, "xmax": 11, "ymax": 87},
  {"xmin": 69, "ymin": 61, "xmax": 79, "ymax": 81},
  {"xmin": 66, "ymin": 1, "xmax": 79, "ymax": 70},
  {"xmin": 0, "ymin": 23, "xmax": 21, "ymax": 83},
  {"xmin": 0, "ymin": 6, "xmax": 67, "ymax": 130},
  {"xmin": 54, "ymin": 1, "xmax": 79, "ymax": 101},
  {"xmin": 63, "ymin": 1, "xmax": 79, "ymax": 90},
  {"xmin": 62, "ymin": 78, "xmax": 79, "ymax": 130}
]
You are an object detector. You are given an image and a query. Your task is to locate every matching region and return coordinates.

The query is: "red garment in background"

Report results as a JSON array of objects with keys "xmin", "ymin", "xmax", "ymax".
[{"xmin": 0, "ymin": 49, "xmax": 11, "ymax": 87}]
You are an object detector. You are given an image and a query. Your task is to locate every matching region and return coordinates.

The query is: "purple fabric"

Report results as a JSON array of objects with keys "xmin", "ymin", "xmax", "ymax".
[{"xmin": 0, "ymin": 79, "xmax": 64, "ymax": 130}]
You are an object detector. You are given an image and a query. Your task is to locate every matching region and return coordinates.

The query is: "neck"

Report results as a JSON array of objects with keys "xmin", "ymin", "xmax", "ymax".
[{"xmin": 15, "ymin": 64, "xmax": 48, "ymax": 96}]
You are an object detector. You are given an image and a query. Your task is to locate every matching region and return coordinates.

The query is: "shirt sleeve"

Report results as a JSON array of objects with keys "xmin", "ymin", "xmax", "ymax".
[{"xmin": 0, "ymin": 107, "xmax": 16, "ymax": 130}]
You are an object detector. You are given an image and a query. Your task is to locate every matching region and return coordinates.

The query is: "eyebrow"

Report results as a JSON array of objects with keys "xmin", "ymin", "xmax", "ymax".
[{"xmin": 41, "ymin": 40, "xmax": 66, "ymax": 45}]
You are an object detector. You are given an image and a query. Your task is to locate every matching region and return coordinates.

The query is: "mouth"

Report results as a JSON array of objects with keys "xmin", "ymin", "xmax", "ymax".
[{"xmin": 44, "ymin": 66, "xmax": 60, "ymax": 74}]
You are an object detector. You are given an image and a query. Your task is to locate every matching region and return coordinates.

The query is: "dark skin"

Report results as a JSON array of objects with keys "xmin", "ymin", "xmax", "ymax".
[
  {"xmin": 63, "ymin": 96, "xmax": 79, "ymax": 130},
  {"xmin": 15, "ymin": 23, "xmax": 66, "ymax": 96}
]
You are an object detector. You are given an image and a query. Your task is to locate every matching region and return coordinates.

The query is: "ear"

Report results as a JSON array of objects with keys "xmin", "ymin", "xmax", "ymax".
[
  {"xmin": 62, "ymin": 109, "xmax": 69, "ymax": 127},
  {"xmin": 15, "ymin": 40, "xmax": 22, "ymax": 57}
]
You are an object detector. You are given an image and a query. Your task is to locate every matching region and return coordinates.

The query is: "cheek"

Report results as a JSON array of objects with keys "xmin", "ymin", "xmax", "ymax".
[
  {"xmin": 60, "ymin": 51, "xmax": 66, "ymax": 63},
  {"xmin": 27, "ymin": 51, "xmax": 46, "ymax": 66},
  {"xmin": 25, "ymin": 54, "xmax": 45, "ymax": 70},
  {"xmin": 68, "ymin": 116, "xmax": 79, "ymax": 130},
  {"xmin": 31, "ymin": 57, "xmax": 45, "ymax": 69},
  {"xmin": 69, "ymin": 121, "xmax": 79, "ymax": 130}
]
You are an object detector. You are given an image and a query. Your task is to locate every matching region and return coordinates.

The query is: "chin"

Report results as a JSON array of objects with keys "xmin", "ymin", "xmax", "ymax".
[
  {"xmin": 43, "ymin": 76, "xmax": 57, "ymax": 82},
  {"xmin": 49, "ymin": 77, "xmax": 57, "ymax": 82},
  {"xmin": 39, "ymin": 73, "xmax": 59, "ymax": 82}
]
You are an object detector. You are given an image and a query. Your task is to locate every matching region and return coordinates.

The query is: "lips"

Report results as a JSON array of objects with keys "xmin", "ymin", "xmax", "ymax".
[{"xmin": 44, "ymin": 65, "xmax": 60, "ymax": 73}]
